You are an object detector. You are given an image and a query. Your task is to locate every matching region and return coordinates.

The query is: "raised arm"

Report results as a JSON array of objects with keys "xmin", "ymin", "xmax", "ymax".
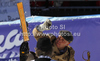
[{"xmin": 32, "ymin": 19, "xmax": 52, "ymax": 41}]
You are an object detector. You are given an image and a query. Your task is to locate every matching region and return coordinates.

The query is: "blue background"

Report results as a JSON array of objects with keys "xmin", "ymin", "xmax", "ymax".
[{"xmin": 0, "ymin": 15, "xmax": 100, "ymax": 61}]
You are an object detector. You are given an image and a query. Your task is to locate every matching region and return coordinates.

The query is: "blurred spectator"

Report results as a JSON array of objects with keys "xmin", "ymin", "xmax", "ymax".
[
  {"xmin": 96, "ymin": 1, "xmax": 100, "ymax": 6},
  {"xmin": 53, "ymin": 0, "xmax": 63, "ymax": 7},
  {"xmin": 62, "ymin": 1, "xmax": 69, "ymax": 6}
]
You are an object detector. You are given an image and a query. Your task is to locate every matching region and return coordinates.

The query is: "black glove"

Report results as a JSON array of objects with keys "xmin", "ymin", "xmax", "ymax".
[{"xmin": 20, "ymin": 41, "xmax": 29, "ymax": 61}]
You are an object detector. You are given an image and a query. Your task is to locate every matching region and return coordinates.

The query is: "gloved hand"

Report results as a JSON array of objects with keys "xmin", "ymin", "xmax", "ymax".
[
  {"xmin": 20, "ymin": 41, "xmax": 29, "ymax": 61},
  {"xmin": 37, "ymin": 19, "xmax": 52, "ymax": 31}
]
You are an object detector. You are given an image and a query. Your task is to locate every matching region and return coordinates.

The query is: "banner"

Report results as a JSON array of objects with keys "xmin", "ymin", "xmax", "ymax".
[
  {"xmin": 0, "ymin": 0, "xmax": 30, "ymax": 22},
  {"xmin": 0, "ymin": 15, "xmax": 100, "ymax": 61}
]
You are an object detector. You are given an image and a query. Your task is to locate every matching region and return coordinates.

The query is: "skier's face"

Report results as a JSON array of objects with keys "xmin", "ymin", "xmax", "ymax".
[{"xmin": 56, "ymin": 35, "xmax": 70, "ymax": 50}]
